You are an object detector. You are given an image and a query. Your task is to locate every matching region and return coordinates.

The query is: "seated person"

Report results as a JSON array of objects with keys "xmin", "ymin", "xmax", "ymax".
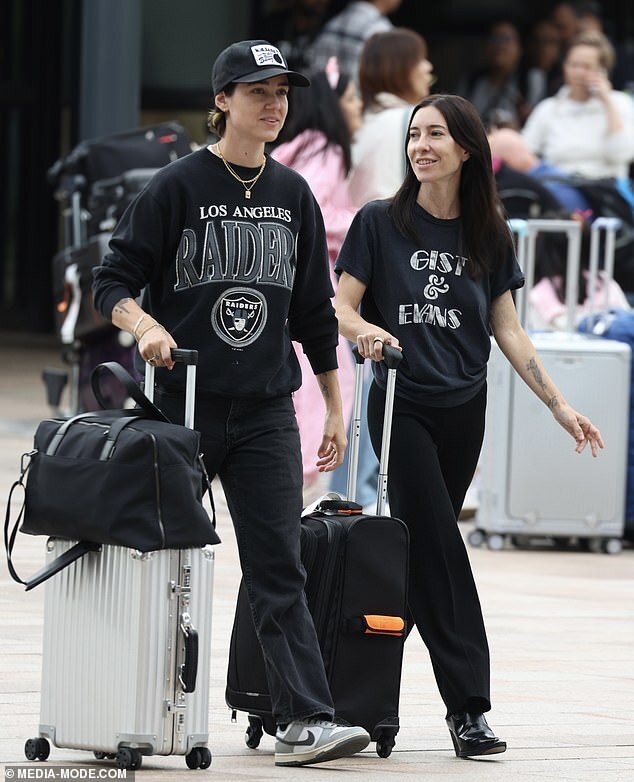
[
  {"xmin": 489, "ymin": 126, "xmax": 592, "ymax": 213},
  {"xmin": 521, "ymin": 30, "xmax": 634, "ymax": 182}
]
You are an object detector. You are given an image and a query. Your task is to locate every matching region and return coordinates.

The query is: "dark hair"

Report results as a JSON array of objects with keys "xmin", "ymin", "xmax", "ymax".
[
  {"xmin": 359, "ymin": 28, "xmax": 428, "ymax": 109},
  {"xmin": 388, "ymin": 94, "xmax": 513, "ymax": 278},
  {"xmin": 207, "ymin": 82, "xmax": 236, "ymax": 137},
  {"xmin": 272, "ymin": 70, "xmax": 354, "ymax": 174}
]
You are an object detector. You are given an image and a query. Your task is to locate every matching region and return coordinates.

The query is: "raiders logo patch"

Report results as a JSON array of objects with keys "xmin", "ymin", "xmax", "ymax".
[{"xmin": 212, "ymin": 287, "xmax": 267, "ymax": 347}]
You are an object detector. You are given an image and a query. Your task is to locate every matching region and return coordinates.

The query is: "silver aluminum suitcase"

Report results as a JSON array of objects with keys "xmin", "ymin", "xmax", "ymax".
[
  {"xmin": 472, "ymin": 219, "xmax": 630, "ymax": 554},
  {"xmin": 26, "ymin": 350, "xmax": 216, "ymax": 770}
]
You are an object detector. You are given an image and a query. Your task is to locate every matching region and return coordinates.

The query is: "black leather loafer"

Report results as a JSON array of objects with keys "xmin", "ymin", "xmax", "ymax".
[{"xmin": 446, "ymin": 712, "xmax": 507, "ymax": 758}]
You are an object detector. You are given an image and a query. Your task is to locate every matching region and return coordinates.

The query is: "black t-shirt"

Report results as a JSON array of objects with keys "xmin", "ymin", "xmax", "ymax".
[{"xmin": 335, "ymin": 200, "xmax": 525, "ymax": 406}]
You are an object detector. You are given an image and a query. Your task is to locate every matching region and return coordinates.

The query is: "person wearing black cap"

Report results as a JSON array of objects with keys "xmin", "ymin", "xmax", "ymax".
[{"xmin": 93, "ymin": 40, "xmax": 370, "ymax": 767}]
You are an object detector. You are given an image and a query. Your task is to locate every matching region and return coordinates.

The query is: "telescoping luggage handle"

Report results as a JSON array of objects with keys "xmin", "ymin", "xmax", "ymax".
[
  {"xmin": 509, "ymin": 217, "xmax": 622, "ymax": 333},
  {"xmin": 584, "ymin": 217, "xmax": 622, "ymax": 330},
  {"xmin": 144, "ymin": 348, "xmax": 198, "ymax": 430},
  {"xmin": 348, "ymin": 345, "xmax": 402, "ymax": 516},
  {"xmin": 509, "ymin": 218, "xmax": 582, "ymax": 332}
]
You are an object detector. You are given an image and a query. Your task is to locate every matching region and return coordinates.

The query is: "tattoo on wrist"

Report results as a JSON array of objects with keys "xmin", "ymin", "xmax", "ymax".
[
  {"xmin": 113, "ymin": 298, "xmax": 133, "ymax": 315},
  {"xmin": 547, "ymin": 396, "xmax": 559, "ymax": 410}
]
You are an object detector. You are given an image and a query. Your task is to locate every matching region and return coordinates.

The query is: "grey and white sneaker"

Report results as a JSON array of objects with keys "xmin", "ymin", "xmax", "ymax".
[{"xmin": 274, "ymin": 719, "xmax": 370, "ymax": 766}]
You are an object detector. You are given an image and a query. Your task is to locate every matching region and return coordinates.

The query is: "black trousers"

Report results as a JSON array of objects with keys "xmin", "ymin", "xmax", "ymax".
[
  {"xmin": 155, "ymin": 388, "xmax": 334, "ymax": 724},
  {"xmin": 367, "ymin": 382, "xmax": 491, "ymax": 716}
]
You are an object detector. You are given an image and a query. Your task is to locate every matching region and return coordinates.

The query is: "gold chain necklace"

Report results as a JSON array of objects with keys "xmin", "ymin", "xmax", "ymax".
[{"xmin": 215, "ymin": 143, "xmax": 266, "ymax": 199}]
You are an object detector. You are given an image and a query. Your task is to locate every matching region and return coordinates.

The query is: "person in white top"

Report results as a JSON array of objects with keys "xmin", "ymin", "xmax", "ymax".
[
  {"xmin": 521, "ymin": 29, "xmax": 634, "ymax": 180},
  {"xmin": 348, "ymin": 27, "xmax": 435, "ymax": 207}
]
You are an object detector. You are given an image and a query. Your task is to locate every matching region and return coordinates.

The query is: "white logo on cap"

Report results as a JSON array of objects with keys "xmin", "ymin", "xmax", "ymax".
[{"xmin": 251, "ymin": 44, "xmax": 286, "ymax": 69}]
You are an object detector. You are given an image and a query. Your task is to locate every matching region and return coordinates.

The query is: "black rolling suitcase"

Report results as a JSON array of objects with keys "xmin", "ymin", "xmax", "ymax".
[{"xmin": 225, "ymin": 346, "xmax": 409, "ymax": 758}]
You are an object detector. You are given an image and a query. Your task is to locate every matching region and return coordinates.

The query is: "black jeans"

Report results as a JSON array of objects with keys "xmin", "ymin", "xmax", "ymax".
[
  {"xmin": 368, "ymin": 382, "xmax": 491, "ymax": 716},
  {"xmin": 155, "ymin": 388, "xmax": 334, "ymax": 724}
]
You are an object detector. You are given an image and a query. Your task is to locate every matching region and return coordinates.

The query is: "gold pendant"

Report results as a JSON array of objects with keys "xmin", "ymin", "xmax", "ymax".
[{"xmin": 245, "ymin": 191, "xmax": 251, "ymax": 199}]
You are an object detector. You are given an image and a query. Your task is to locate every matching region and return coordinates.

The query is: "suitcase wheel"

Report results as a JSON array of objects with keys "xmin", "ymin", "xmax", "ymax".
[
  {"xmin": 376, "ymin": 734, "xmax": 396, "ymax": 758},
  {"xmin": 467, "ymin": 529, "xmax": 486, "ymax": 548},
  {"xmin": 185, "ymin": 746, "xmax": 212, "ymax": 769},
  {"xmin": 245, "ymin": 715, "xmax": 264, "ymax": 750},
  {"xmin": 115, "ymin": 747, "xmax": 143, "ymax": 770},
  {"xmin": 24, "ymin": 738, "xmax": 50, "ymax": 762}
]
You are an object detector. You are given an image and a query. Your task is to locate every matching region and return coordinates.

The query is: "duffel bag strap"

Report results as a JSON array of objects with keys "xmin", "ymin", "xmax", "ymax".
[
  {"xmin": 91, "ymin": 361, "xmax": 169, "ymax": 420},
  {"xmin": 3, "ymin": 452, "xmax": 100, "ymax": 590}
]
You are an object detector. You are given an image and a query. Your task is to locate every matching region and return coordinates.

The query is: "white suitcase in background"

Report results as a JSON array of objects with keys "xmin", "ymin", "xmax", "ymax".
[
  {"xmin": 472, "ymin": 219, "xmax": 630, "ymax": 554},
  {"xmin": 25, "ymin": 349, "xmax": 216, "ymax": 770}
]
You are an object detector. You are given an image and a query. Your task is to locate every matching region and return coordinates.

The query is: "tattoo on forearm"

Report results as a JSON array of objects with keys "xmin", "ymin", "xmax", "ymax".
[
  {"xmin": 527, "ymin": 357, "xmax": 559, "ymax": 409},
  {"xmin": 113, "ymin": 298, "xmax": 134, "ymax": 315},
  {"xmin": 319, "ymin": 378, "xmax": 331, "ymax": 399},
  {"xmin": 526, "ymin": 357, "xmax": 547, "ymax": 393}
]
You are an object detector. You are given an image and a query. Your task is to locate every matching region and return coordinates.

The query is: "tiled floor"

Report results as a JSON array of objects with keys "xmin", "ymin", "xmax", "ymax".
[{"xmin": 1, "ymin": 337, "xmax": 633, "ymax": 781}]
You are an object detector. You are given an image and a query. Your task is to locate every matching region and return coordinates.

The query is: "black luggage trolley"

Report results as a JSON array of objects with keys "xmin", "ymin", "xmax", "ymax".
[{"xmin": 43, "ymin": 122, "xmax": 193, "ymax": 415}]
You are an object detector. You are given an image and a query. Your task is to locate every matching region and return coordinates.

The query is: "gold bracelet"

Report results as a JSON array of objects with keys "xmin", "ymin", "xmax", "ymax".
[
  {"xmin": 132, "ymin": 314, "xmax": 147, "ymax": 340},
  {"xmin": 136, "ymin": 322, "xmax": 165, "ymax": 341}
]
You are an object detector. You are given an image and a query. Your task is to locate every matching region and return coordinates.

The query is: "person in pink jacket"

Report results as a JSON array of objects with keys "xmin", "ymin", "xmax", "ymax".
[{"xmin": 271, "ymin": 59, "xmax": 362, "ymax": 492}]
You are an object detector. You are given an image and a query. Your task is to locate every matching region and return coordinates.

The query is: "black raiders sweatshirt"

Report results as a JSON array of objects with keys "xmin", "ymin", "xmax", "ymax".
[{"xmin": 93, "ymin": 147, "xmax": 339, "ymax": 397}]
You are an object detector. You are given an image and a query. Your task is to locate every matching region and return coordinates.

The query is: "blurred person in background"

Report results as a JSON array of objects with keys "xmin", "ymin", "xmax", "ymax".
[
  {"xmin": 260, "ymin": 0, "xmax": 332, "ymax": 71},
  {"xmin": 271, "ymin": 59, "xmax": 362, "ymax": 495},
  {"xmin": 308, "ymin": 0, "xmax": 402, "ymax": 80},
  {"xmin": 488, "ymin": 126, "xmax": 592, "ymax": 214},
  {"xmin": 349, "ymin": 27, "xmax": 434, "ymax": 205},
  {"xmin": 521, "ymin": 30, "xmax": 634, "ymax": 182},
  {"xmin": 575, "ymin": 0, "xmax": 634, "ymax": 91},
  {"xmin": 550, "ymin": 2, "xmax": 581, "ymax": 48},
  {"xmin": 517, "ymin": 18, "xmax": 563, "ymax": 109},
  {"xmin": 458, "ymin": 20, "xmax": 527, "ymax": 129},
  {"xmin": 546, "ymin": 2, "xmax": 581, "ymax": 94}
]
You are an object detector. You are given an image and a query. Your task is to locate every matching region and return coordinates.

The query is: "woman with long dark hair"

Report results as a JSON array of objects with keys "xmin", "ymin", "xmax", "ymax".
[{"xmin": 335, "ymin": 93, "xmax": 603, "ymax": 757}]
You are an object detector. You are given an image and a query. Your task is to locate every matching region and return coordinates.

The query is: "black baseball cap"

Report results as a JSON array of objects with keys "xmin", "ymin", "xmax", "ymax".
[{"xmin": 212, "ymin": 40, "xmax": 310, "ymax": 95}]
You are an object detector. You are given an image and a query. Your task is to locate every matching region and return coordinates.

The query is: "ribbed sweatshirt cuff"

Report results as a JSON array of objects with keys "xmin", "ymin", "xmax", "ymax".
[
  {"xmin": 306, "ymin": 346, "xmax": 338, "ymax": 375},
  {"xmin": 99, "ymin": 285, "xmax": 136, "ymax": 321}
]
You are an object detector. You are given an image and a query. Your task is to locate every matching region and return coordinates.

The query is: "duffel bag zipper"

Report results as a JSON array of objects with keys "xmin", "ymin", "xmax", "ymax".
[{"xmin": 148, "ymin": 432, "xmax": 166, "ymax": 548}]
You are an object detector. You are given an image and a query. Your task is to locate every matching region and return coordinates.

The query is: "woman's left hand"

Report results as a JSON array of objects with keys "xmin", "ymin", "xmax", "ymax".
[{"xmin": 552, "ymin": 402, "xmax": 605, "ymax": 457}]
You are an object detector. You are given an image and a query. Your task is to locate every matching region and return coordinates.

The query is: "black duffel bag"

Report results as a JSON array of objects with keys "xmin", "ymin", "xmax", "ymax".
[{"xmin": 5, "ymin": 352, "xmax": 220, "ymax": 590}]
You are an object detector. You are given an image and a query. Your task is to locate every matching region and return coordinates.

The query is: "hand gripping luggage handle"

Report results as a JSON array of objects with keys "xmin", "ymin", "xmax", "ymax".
[
  {"xmin": 91, "ymin": 349, "xmax": 197, "ymax": 424},
  {"xmin": 349, "ymin": 345, "xmax": 402, "ymax": 515},
  {"xmin": 144, "ymin": 349, "xmax": 198, "ymax": 430}
]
